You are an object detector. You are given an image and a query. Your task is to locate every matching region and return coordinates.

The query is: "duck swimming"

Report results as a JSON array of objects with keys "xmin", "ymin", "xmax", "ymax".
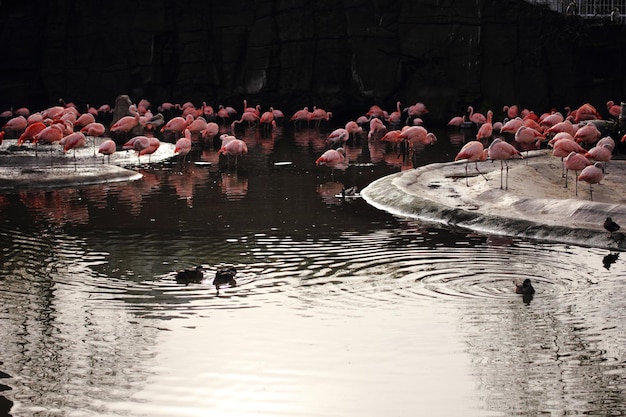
[
  {"xmin": 213, "ymin": 266, "xmax": 237, "ymax": 292},
  {"xmin": 514, "ymin": 278, "xmax": 535, "ymax": 295},
  {"xmin": 176, "ymin": 266, "xmax": 204, "ymax": 285}
]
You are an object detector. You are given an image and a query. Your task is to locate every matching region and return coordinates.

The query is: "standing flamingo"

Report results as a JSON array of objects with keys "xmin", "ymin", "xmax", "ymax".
[
  {"xmin": 327, "ymin": 128, "xmax": 349, "ymax": 146},
  {"xmin": 61, "ymin": 131, "xmax": 86, "ymax": 169},
  {"xmin": 174, "ymin": 129, "xmax": 193, "ymax": 163},
  {"xmin": 310, "ymin": 107, "xmax": 332, "ymax": 127},
  {"xmin": 563, "ymin": 151, "xmax": 591, "ymax": 194},
  {"xmin": 487, "ymin": 138, "xmax": 523, "ymax": 190},
  {"xmin": 315, "ymin": 147, "xmax": 347, "ymax": 176},
  {"xmin": 139, "ymin": 137, "xmax": 161, "ymax": 162},
  {"xmin": 17, "ymin": 122, "xmax": 46, "ymax": 146},
  {"xmin": 578, "ymin": 162, "xmax": 604, "ymax": 200},
  {"xmin": 259, "ymin": 110, "xmax": 276, "ymax": 132},
  {"xmin": 574, "ymin": 123, "xmax": 601, "ymax": 147},
  {"xmin": 467, "ymin": 106, "xmax": 487, "ymax": 126},
  {"xmin": 218, "ymin": 137, "xmax": 248, "ymax": 169},
  {"xmin": 34, "ymin": 123, "xmax": 65, "ymax": 160},
  {"xmin": 231, "ymin": 112, "xmax": 259, "ymax": 130},
  {"xmin": 368, "ymin": 117, "xmax": 387, "ymax": 140},
  {"xmin": 98, "ymin": 139, "xmax": 116, "ymax": 164},
  {"xmin": 476, "ymin": 110, "xmax": 493, "ymax": 141},
  {"xmin": 2, "ymin": 115, "xmax": 28, "ymax": 137},
  {"xmin": 290, "ymin": 107, "xmax": 311, "ymax": 128},
  {"xmin": 550, "ymin": 137, "xmax": 586, "ymax": 177},
  {"xmin": 454, "ymin": 140, "xmax": 489, "ymax": 186},
  {"xmin": 201, "ymin": 122, "xmax": 220, "ymax": 145},
  {"xmin": 585, "ymin": 143, "xmax": 612, "ymax": 173},
  {"xmin": 514, "ymin": 126, "xmax": 545, "ymax": 161}
]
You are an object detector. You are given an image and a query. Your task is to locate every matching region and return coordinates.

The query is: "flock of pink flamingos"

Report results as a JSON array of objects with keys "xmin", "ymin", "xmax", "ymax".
[{"xmin": 0, "ymin": 97, "xmax": 623, "ymax": 196}]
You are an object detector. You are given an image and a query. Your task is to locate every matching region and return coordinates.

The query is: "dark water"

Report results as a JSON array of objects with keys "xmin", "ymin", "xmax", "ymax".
[{"xmin": 1, "ymin": 124, "xmax": 625, "ymax": 416}]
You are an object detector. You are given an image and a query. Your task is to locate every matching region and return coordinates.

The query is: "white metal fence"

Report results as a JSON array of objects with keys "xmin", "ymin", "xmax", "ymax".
[{"xmin": 528, "ymin": 0, "xmax": 626, "ymax": 23}]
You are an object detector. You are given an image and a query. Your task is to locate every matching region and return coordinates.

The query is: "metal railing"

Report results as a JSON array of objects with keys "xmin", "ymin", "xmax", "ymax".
[{"xmin": 528, "ymin": 0, "xmax": 626, "ymax": 23}]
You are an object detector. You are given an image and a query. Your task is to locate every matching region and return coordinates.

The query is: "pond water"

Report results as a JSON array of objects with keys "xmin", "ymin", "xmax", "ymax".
[{"xmin": 1, "ymin": 123, "xmax": 625, "ymax": 417}]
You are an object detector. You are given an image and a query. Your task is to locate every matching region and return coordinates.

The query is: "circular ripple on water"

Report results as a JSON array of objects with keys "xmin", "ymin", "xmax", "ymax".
[{"xmin": 277, "ymin": 232, "xmax": 609, "ymax": 310}]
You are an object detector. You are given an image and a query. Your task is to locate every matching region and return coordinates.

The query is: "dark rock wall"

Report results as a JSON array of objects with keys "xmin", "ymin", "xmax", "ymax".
[{"xmin": 0, "ymin": 0, "xmax": 624, "ymax": 123}]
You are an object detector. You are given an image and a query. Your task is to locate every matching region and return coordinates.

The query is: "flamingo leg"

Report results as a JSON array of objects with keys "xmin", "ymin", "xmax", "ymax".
[
  {"xmin": 505, "ymin": 160, "xmax": 510, "ymax": 190},
  {"xmin": 575, "ymin": 172, "xmax": 579, "ymax": 196},
  {"xmin": 465, "ymin": 162, "xmax": 469, "ymax": 186},
  {"xmin": 474, "ymin": 161, "xmax": 488, "ymax": 181},
  {"xmin": 499, "ymin": 160, "xmax": 504, "ymax": 190},
  {"xmin": 564, "ymin": 169, "xmax": 569, "ymax": 188}
]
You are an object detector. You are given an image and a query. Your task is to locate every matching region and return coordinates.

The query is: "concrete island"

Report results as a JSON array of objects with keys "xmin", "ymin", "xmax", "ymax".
[{"xmin": 362, "ymin": 150, "xmax": 626, "ymax": 251}]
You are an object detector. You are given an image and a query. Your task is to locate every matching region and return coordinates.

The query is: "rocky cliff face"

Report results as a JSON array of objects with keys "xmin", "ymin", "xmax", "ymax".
[{"xmin": 0, "ymin": 0, "xmax": 624, "ymax": 123}]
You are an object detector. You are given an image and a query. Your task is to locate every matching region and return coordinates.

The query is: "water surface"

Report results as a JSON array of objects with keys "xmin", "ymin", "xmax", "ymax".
[{"xmin": 1, "ymin": 124, "xmax": 625, "ymax": 416}]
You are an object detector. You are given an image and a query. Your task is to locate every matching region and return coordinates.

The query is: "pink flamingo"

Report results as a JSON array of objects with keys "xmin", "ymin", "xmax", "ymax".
[
  {"xmin": 368, "ymin": 117, "xmax": 387, "ymax": 140},
  {"xmin": 130, "ymin": 136, "xmax": 151, "ymax": 163},
  {"xmin": 17, "ymin": 122, "xmax": 46, "ymax": 146},
  {"xmin": 476, "ymin": 110, "xmax": 493, "ymax": 141},
  {"xmin": 80, "ymin": 122, "xmax": 105, "ymax": 137},
  {"xmin": 290, "ymin": 107, "xmax": 312, "ymax": 128},
  {"xmin": 61, "ymin": 131, "xmax": 86, "ymax": 169},
  {"xmin": 139, "ymin": 137, "xmax": 161, "ymax": 162},
  {"xmin": 404, "ymin": 102, "xmax": 429, "ymax": 117},
  {"xmin": 585, "ymin": 143, "xmax": 613, "ymax": 173},
  {"xmin": 315, "ymin": 147, "xmax": 347, "ymax": 174},
  {"xmin": 539, "ymin": 112, "xmax": 564, "ymax": 129},
  {"xmin": 271, "ymin": 107, "xmax": 285, "ymax": 121},
  {"xmin": 187, "ymin": 116, "xmax": 208, "ymax": 142},
  {"xmin": 514, "ymin": 125, "xmax": 545, "ymax": 160},
  {"xmin": 447, "ymin": 115, "xmax": 465, "ymax": 127},
  {"xmin": 487, "ymin": 138, "xmax": 523, "ymax": 190},
  {"xmin": 379, "ymin": 130, "xmax": 403, "ymax": 145},
  {"xmin": 161, "ymin": 114, "xmax": 193, "ymax": 137},
  {"xmin": 550, "ymin": 137, "xmax": 586, "ymax": 177},
  {"xmin": 503, "ymin": 104, "xmax": 520, "ymax": 119},
  {"xmin": 606, "ymin": 101, "xmax": 621, "ymax": 119},
  {"xmin": 218, "ymin": 137, "xmax": 248, "ymax": 168},
  {"xmin": 174, "ymin": 129, "xmax": 193, "ymax": 162},
  {"xmin": 578, "ymin": 162, "xmax": 604, "ymax": 200},
  {"xmin": 110, "ymin": 110, "xmax": 140, "ymax": 134},
  {"xmin": 399, "ymin": 126, "xmax": 437, "ymax": 147},
  {"xmin": 344, "ymin": 121, "xmax": 363, "ymax": 140},
  {"xmin": 260, "ymin": 110, "xmax": 276, "ymax": 132},
  {"xmin": 467, "ymin": 106, "xmax": 486, "ymax": 126},
  {"xmin": 547, "ymin": 120, "xmax": 575, "ymax": 136},
  {"xmin": 98, "ymin": 139, "xmax": 116, "ymax": 163},
  {"xmin": 387, "ymin": 101, "xmax": 402, "ymax": 124},
  {"xmin": 563, "ymin": 151, "xmax": 591, "ymax": 193},
  {"xmin": 34, "ymin": 123, "xmax": 65, "ymax": 159},
  {"xmin": 231, "ymin": 111, "xmax": 259, "ymax": 130},
  {"xmin": 201, "ymin": 122, "xmax": 220, "ymax": 144},
  {"xmin": 2, "ymin": 115, "xmax": 28, "ymax": 137},
  {"xmin": 310, "ymin": 107, "xmax": 332, "ymax": 127},
  {"xmin": 327, "ymin": 128, "xmax": 349, "ymax": 146},
  {"xmin": 574, "ymin": 123, "xmax": 601, "ymax": 146},
  {"xmin": 454, "ymin": 140, "xmax": 489, "ymax": 186},
  {"xmin": 74, "ymin": 113, "xmax": 96, "ymax": 129},
  {"xmin": 500, "ymin": 117, "xmax": 524, "ymax": 134}
]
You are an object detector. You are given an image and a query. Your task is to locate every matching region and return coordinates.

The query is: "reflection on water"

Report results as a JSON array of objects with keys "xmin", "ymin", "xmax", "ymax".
[{"xmin": 1, "ymin": 124, "xmax": 625, "ymax": 416}]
